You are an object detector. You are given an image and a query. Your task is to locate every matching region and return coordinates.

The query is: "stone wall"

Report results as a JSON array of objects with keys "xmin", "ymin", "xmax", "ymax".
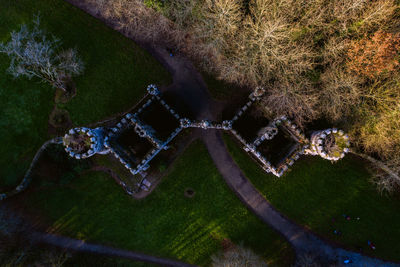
[{"xmin": 63, "ymin": 85, "xmax": 351, "ymax": 194}]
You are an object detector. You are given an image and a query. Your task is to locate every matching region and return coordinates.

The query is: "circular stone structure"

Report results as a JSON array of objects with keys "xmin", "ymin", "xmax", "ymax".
[
  {"xmin": 63, "ymin": 127, "xmax": 108, "ymax": 159},
  {"xmin": 253, "ymin": 87, "xmax": 266, "ymax": 97},
  {"xmin": 180, "ymin": 118, "xmax": 191, "ymax": 128},
  {"xmin": 222, "ymin": 120, "xmax": 233, "ymax": 130},
  {"xmin": 200, "ymin": 120, "xmax": 211, "ymax": 129},
  {"xmin": 259, "ymin": 126, "xmax": 278, "ymax": 140},
  {"xmin": 147, "ymin": 84, "xmax": 160, "ymax": 96},
  {"xmin": 309, "ymin": 128, "xmax": 350, "ymax": 161}
]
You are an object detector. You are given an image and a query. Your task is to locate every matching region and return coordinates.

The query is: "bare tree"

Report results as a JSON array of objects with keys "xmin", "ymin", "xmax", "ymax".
[
  {"xmin": 368, "ymin": 156, "xmax": 400, "ymax": 195},
  {"xmin": 319, "ymin": 66, "xmax": 362, "ymax": 121},
  {"xmin": 41, "ymin": 250, "xmax": 71, "ymax": 267},
  {"xmin": 211, "ymin": 245, "xmax": 267, "ymax": 267},
  {"xmin": 0, "ymin": 16, "xmax": 84, "ymax": 92}
]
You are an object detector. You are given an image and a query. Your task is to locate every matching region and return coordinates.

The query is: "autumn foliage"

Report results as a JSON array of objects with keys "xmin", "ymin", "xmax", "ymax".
[{"xmin": 347, "ymin": 31, "xmax": 400, "ymax": 78}]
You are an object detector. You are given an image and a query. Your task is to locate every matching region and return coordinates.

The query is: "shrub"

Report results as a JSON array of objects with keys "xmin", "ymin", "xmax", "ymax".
[
  {"xmin": 356, "ymin": 106, "xmax": 400, "ymax": 157},
  {"xmin": 350, "ymin": 76, "xmax": 400, "ymax": 193},
  {"xmin": 370, "ymin": 164, "xmax": 400, "ymax": 195},
  {"xmin": 352, "ymin": 76, "xmax": 400, "ymax": 158}
]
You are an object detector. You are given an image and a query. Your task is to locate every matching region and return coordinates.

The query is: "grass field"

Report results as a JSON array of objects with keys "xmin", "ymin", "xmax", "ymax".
[
  {"xmin": 20, "ymin": 142, "xmax": 294, "ymax": 266},
  {"xmin": 223, "ymin": 134, "xmax": 400, "ymax": 262},
  {"xmin": 0, "ymin": 0, "xmax": 171, "ymax": 188}
]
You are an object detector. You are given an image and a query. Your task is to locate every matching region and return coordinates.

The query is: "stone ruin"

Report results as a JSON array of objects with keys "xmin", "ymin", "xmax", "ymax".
[
  {"xmin": 63, "ymin": 85, "xmax": 183, "ymax": 195},
  {"xmin": 63, "ymin": 127, "xmax": 109, "ymax": 159},
  {"xmin": 63, "ymin": 84, "xmax": 351, "ymax": 196},
  {"xmin": 306, "ymin": 129, "xmax": 350, "ymax": 161},
  {"xmin": 227, "ymin": 88, "xmax": 350, "ymax": 177}
]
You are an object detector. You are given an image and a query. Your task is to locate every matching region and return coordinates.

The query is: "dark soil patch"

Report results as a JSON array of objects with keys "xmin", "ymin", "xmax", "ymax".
[
  {"xmin": 184, "ymin": 187, "xmax": 195, "ymax": 198},
  {"xmin": 48, "ymin": 106, "xmax": 73, "ymax": 137},
  {"xmin": 49, "ymin": 107, "xmax": 72, "ymax": 129},
  {"xmin": 138, "ymin": 101, "xmax": 180, "ymax": 141},
  {"xmin": 221, "ymin": 238, "xmax": 235, "ymax": 253},
  {"xmin": 54, "ymin": 81, "xmax": 77, "ymax": 104}
]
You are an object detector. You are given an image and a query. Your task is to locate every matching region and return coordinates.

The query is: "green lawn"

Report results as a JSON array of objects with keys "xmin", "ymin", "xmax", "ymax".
[
  {"xmin": 93, "ymin": 154, "xmax": 141, "ymax": 189},
  {"xmin": 21, "ymin": 142, "xmax": 294, "ymax": 266},
  {"xmin": 0, "ymin": 0, "xmax": 171, "ymax": 188},
  {"xmin": 223, "ymin": 134, "xmax": 400, "ymax": 262}
]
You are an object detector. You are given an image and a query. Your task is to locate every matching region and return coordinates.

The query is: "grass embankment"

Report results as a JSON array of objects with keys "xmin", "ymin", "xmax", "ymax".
[
  {"xmin": 223, "ymin": 134, "xmax": 400, "ymax": 262},
  {"xmin": 0, "ymin": 0, "xmax": 171, "ymax": 188},
  {"xmin": 22, "ymin": 142, "xmax": 294, "ymax": 266}
]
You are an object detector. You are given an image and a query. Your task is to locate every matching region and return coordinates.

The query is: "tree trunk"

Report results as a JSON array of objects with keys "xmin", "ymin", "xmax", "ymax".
[{"xmin": 349, "ymin": 150, "xmax": 400, "ymax": 182}]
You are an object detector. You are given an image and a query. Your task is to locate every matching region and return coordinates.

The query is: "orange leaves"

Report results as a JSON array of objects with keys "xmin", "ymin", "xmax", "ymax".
[{"xmin": 346, "ymin": 31, "xmax": 400, "ymax": 78}]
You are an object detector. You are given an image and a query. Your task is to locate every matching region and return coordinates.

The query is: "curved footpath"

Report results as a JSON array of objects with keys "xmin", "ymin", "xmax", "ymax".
[{"xmin": 31, "ymin": 232, "xmax": 197, "ymax": 267}]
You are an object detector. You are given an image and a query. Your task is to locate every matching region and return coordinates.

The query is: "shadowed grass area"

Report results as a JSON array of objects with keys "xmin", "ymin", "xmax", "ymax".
[
  {"xmin": 0, "ymin": 0, "xmax": 171, "ymax": 187},
  {"xmin": 201, "ymin": 71, "xmax": 246, "ymax": 101},
  {"xmin": 93, "ymin": 154, "xmax": 140, "ymax": 189},
  {"xmin": 21, "ymin": 141, "xmax": 295, "ymax": 266},
  {"xmin": 223, "ymin": 133, "xmax": 400, "ymax": 262}
]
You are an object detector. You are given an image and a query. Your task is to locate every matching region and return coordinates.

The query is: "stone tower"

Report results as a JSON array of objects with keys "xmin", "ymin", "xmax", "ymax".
[
  {"xmin": 306, "ymin": 128, "xmax": 350, "ymax": 161},
  {"xmin": 63, "ymin": 127, "xmax": 109, "ymax": 159}
]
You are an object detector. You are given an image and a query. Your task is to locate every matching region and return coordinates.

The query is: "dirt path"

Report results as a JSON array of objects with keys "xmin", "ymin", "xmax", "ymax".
[{"xmin": 31, "ymin": 231, "xmax": 197, "ymax": 267}]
